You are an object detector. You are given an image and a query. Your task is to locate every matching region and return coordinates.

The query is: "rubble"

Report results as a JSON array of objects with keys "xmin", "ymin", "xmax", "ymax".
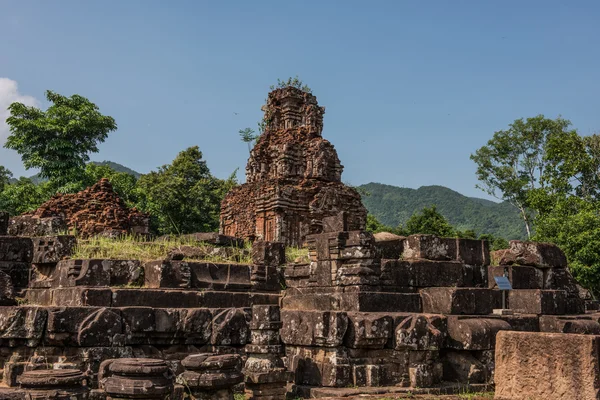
[{"xmin": 11, "ymin": 179, "xmax": 149, "ymax": 238}]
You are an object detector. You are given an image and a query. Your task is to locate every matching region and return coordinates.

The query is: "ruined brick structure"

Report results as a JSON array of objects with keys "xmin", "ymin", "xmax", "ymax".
[
  {"xmin": 220, "ymin": 87, "xmax": 367, "ymax": 246},
  {"xmin": 10, "ymin": 178, "xmax": 149, "ymax": 238},
  {"xmin": 1, "ymin": 219, "xmax": 600, "ymax": 398}
]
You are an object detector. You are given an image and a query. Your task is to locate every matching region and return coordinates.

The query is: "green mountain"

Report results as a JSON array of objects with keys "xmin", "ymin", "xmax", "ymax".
[
  {"xmin": 92, "ymin": 161, "xmax": 142, "ymax": 179},
  {"xmin": 358, "ymin": 182, "xmax": 527, "ymax": 240},
  {"xmin": 17, "ymin": 161, "xmax": 141, "ymax": 184}
]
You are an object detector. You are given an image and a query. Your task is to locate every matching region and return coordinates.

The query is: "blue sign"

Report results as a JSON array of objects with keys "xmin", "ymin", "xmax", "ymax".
[{"xmin": 494, "ymin": 276, "xmax": 513, "ymax": 290}]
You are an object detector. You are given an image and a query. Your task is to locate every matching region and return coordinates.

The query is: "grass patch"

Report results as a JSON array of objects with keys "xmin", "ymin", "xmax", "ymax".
[
  {"xmin": 286, "ymin": 246, "xmax": 309, "ymax": 264},
  {"xmin": 72, "ymin": 234, "xmax": 253, "ymax": 263}
]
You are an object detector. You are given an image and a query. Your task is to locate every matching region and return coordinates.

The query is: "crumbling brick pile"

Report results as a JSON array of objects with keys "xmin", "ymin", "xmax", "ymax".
[
  {"xmin": 11, "ymin": 178, "xmax": 149, "ymax": 238},
  {"xmin": 220, "ymin": 86, "xmax": 367, "ymax": 246}
]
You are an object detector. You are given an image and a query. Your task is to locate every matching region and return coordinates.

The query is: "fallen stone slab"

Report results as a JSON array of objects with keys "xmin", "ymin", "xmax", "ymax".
[{"xmin": 495, "ymin": 330, "xmax": 600, "ymax": 400}]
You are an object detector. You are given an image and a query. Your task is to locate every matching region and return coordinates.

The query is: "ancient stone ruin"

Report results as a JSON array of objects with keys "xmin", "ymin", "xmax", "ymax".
[
  {"xmin": 1, "ymin": 87, "xmax": 600, "ymax": 399},
  {"xmin": 220, "ymin": 86, "xmax": 367, "ymax": 246},
  {"xmin": 1, "ymin": 206, "xmax": 599, "ymax": 398},
  {"xmin": 9, "ymin": 178, "xmax": 149, "ymax": 238}
]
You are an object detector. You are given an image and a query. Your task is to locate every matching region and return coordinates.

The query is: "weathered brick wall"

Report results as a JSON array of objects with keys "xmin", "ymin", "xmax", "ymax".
[{"xmin": 220, "ymin": 87, "xmax": 367, "ymax": 246}]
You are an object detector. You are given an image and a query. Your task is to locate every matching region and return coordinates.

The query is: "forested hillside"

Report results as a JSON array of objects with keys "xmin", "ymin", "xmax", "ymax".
[{"xmin": 358, "ymin": 182, "xmax": 527, "ymax": 240}]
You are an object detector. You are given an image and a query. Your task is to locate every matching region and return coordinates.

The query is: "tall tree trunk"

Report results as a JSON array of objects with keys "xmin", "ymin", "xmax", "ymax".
[{"xmin": 519, "ymin": 206, "xmax": 532, "ymax": 239}]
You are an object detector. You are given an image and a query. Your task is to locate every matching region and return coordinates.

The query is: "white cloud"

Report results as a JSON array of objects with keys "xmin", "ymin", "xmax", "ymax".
[{"xmin": 0, "ymin": 78, "xmax": 39, "ymax": 142}]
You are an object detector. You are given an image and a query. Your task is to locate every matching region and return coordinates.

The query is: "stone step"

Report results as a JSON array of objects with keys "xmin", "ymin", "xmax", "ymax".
[
  {"xmin": 281, "ymin": 292, "xmax": 421, "ymax": 312},
  {"xmin": 24, "ymin": 287, "xmax": 279, "ymax": 308}
]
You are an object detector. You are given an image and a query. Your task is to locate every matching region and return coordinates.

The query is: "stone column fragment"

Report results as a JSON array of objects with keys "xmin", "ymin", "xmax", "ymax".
[
  {"xmin": 244, "ymin": 305, "xmax": 292, "ymax": 400},
  {"xmin": 18, "ymin": 369, "xmax": 89, "ymax": 399},
  {"xmin": 178, "ymin": 353, "xmax": 243, "ymax": 399},
  {"xmin": 99, "ymin": 358, "xmax": 173, "ymax": 400}
]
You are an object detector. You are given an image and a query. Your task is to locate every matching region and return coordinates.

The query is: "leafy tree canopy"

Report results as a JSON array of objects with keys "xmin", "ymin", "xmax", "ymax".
[
  {"xmin": 5, "ymin": 90, "xmax": 117, "ymax": 186},
  {"xmin": 471, "ymin": 115, "xmax": 575, "ymax": 238},
  {"xmin": 405, "ymin": 205, "xmax": 455, "ymax": 237},
  {"xmin": 0, "ymin": 166, "xmax": 12, "ymax": 193},
  {"xmin": 135, "ymin": 146, "xmax": 237, "ymax": 235}
]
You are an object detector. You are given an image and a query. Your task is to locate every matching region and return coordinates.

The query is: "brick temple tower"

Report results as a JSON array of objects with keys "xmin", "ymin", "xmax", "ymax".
[{"xmin": 219, "ymin": 86, "xmax": 367, "ymax": 246}]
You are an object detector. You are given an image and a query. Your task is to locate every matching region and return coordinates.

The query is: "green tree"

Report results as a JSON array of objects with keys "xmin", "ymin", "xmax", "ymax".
[
  {"xmin": 365, "ymin": 214, "xmax": 405, "ymax": 235},
  {"xmin": 5, "ymin": 90, "xmax": 117, "ymax": 186},
  {"xmin": 0, "ymin": 166, "xmax": 12, "ymax": 193},
  {"xmin": 478, "ymin": 233, "xmax": 509, "ymax": 251},
  {"xmin": 455, "ymin": 229, "xmax": 477, "ymax": 239},
  {"xmin": 405, "ymin": 205, "xmax": 455, "ymax": 237},
  {"xmin": 239, "ymin": 127, "xmax": 259, "ymax": 153},
  {"xmin": 527, "ymin": 131, "xmax": 600, "ymax": 295},
  {"xmin": 0, "ymin": 178, "xmax": 54, "ymax": 216},
  {"xmin": 136, "ymin": 146, "xmax": 237, "ymax": 235},
  {"xmin": 471, "ymin": 115, "xmax": 575, "ymax": 238}
]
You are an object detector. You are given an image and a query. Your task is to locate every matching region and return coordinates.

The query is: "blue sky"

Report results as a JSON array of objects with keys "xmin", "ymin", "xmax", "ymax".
[{"xmin": 1, "ymin": 1, "xmax": 599, "ymax": 200}]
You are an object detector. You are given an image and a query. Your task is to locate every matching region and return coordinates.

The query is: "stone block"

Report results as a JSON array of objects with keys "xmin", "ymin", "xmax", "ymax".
[
  {"xmin": 280, "ymin": 310, "xmax": 348, "ymax": 347},
  {"xmin": 249, "ymin": 304, "xmax": 281, "ymax": 330},
  {"xmin": 0, "ymin": 306, "xmax": 47, "ymax": 346},
  {"xmin": 282, "ymin": 292, "xmax": 422, "ymax": 313},
  {"xmin": 0, "ymin": 261, "xmax": 30, "ymax": 288},
  {"xmin": 565, "ymin": 296, "xmax": 586, "ymax": 314},
  {"xmin": 57, "ymin": 259, "xmax": 112, "ymax": 287},
  {"xmin": 403, "ymin": 235, "xmax": 457, "ymax": 261},
  {"xmin": 420, "ymin": 287, "xmax": 501, "ymax": 315},
  {"xmin": 0, "ymin": 270, "xmax": 16, "ymax": 306},
  {"xmin": 494, "ymin": 240, "xmax": 567, "ymax": 268},
  {"xmin": 7, "ymin": 216, "xmax": 67, "ymax": 237},
  {"xmin": 211, "ymin": 308, "xmax": 250, "ymax": 345},
  {"xmin": 395, "ymin": 314, "xmax": 445, "ymax": 351},
  {"xmin": 456, "ymin": 238, "xmax": 490, "ymax": 266},
  {"xmin": 409, "ymin": 350, "xmax": 442, "ymax": 387},
  {"xmin": 144, "ymin": 260, "xmax": 191, "ymax": 288},
  {"xmin": 379, "ymin": 259, "xmax": 412, "ymax": 287},
  {"xmin": 495, "ymin": 331, "xmax": 600, "ymax": 400},
  {"xmin": 488, "ymin": 265, "xmax": 543, "ymax": 289},
  {"xmin": 344, "ymin": 313, "xmax": 393, "ymax": 349},
  {"xmin": 544, "ymin": 267, "xmax": 579, "ymax": 297},
  {"xmin": 508, "ymin": 289, "xmax": 566, "ymax": 315},
  {"xmin": 442, "ymin": 351, "xmax": 486, "ymax": 383},
  {"xmin": 0, "ymin": 388, "xmax": 25, "ymax": 399},
  {"xmin": 411, "ymin": 260, "xmax": 474, "ymax": 287},
  {"xmin": 539, "ymin": 315, "xmax": 600, "ymax": 334},
  {"xmin": 373, "ymin": 232, "xmax": 405, "ymax": 259},
  {"xmin": 52, "ymin": 287, "xmax": 113, "ymax": 307},
  {"xmin": 0, "ymin": 211, "xmax": 8, "ymax": 235},
  {"xmin": 24, "ymin": 288, "xmax": 53, "ymax": 305},
  {"xmin": 322, "ymin": 212, "xmax": 349, "ymax": 233},
  {"xmin": 446, "ymin": 316, "xmax": 511, "ymax": 350},
  {"xmin": 0, "ymin": 236, "xmax": 33, "ymax": 263},
  {"xmin": 31, "ymin": 235, "xmax": 76, "ymax": 264},
  {"xmin": 112, "ymin": 288, "xmax": 268, "ymax": 308},
  {"xmin": 252, "ymin": 241, "xmax": 285, "ymax": 267},
  {"xmin": 46, "ymin": 307, "xmax": 123, "ymax": 346},
  {"xmin": 189, "ymin": 262, "xmax": 251, "ymax": 290}
]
